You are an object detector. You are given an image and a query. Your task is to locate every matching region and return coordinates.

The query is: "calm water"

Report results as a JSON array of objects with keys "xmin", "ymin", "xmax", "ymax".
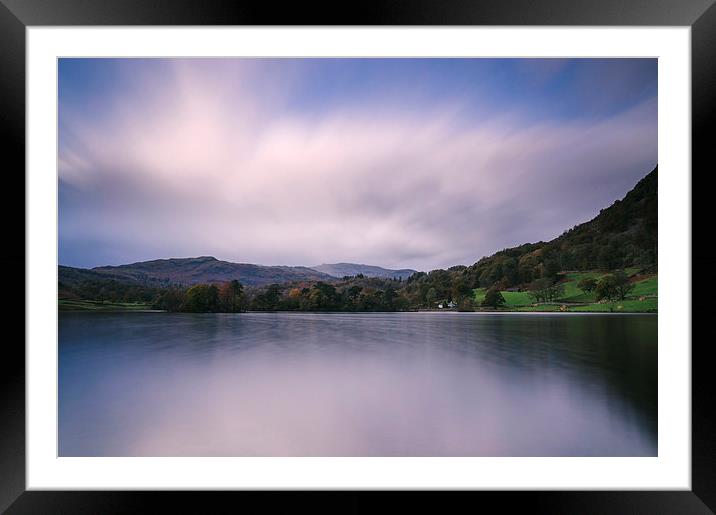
[{"xmin": 59, "ymin": 312, "xmax": 657, "ymax": 456}]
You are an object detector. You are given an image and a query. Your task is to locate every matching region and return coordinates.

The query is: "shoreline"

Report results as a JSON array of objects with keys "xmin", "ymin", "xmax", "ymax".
[{"xmin": 59, "ymin": 308, "xmax": 658, "ymax": 315}]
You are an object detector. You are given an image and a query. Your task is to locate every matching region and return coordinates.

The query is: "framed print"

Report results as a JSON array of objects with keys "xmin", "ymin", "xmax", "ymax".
[{"xmin": 2, "ymin": 0, "xmax": 714, "ymax": 513}]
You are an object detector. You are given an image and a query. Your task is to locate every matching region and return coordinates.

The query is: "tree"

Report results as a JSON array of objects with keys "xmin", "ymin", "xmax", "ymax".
[
  {"xmin": 153, "ymin": 287, "xmax": 186, "ymax": 312},
  {"xmin": 613, "ymin": 271, "xmax": 635, "ymax": 300},
  {"xmin": 457, "ymin": 297, "xmax": 474, "ymax": 312},
  {"xmin": 394, "ymin": 295, "xmax": 410, "ymax": 311},
  {"xmin": 451, "ymin": 275, "xmax": 472, "ymax": 301},
  {"xmin": 219, "ymin": 279, "xmax": 245, "ymax": 312},
  {"xmin": 595, "ymin": 275, "xmax": 616, "ymax": 300},
  {"xmin": 528, "ymin": 278, "xmax": 548, "ymax": 302},
  {"xmin": 595, "ymin": 271, "xmax": 634, "ymax": 301},
  {"xmin": 407, "ymin": 271, "xmax": 426, "ymax": 283},
  {"xmin": 303, "ymin": 282, "xmax": 340, "ymax": 311},
  {"xmin": 482, "ymin": 287, "xmax": 506, "ymax": 308},
  {"xmin": 577, "ymin": 277, "xmax": 598, "ymax": 294},
  {"xmin": 426, "ymin": 287, "xmax": 438, "ymax": 308},
  {"xmin": 528, "ymin": 278, "xmax": 565, "ymax": 303},
  {"xmin": 251, "ymin": 284, "xmax": 282, "ymax": 311},
  {"xmin": 382, "ymin": 286, "xmax": 398, "ymax": 311},
  {"xmin": 357, "ymin": 288, "xmax": 382, "ymax": 311},
  {"xmin": 542, "ymin": 258, "xmax": 561, "ymax": 281},
  {"xmin": 597, "ymin": 247, "xmax": 615, "ymax": 271},
  {"xmin": 548, "ymin": 282, "xmax": 565, "ymax": 301},
  {"xmin": 346, "ymin": 285, "xmax": 362, "ymax": 304},
  {"xmin": 500, "ymin": 257, "xmax": 519, "ymax": 287},
  {"xmin": 184, "ymin": 284, "xmax": 219, "ymax": 312}
]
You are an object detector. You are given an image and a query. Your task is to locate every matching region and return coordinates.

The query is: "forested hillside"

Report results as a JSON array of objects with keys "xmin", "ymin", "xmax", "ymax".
[{"xmin": 458, "ymin": 167, "xmax": 657, "ymax": 290}]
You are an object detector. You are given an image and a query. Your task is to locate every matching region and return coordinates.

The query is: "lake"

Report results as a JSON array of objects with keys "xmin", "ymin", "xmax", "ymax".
[{"xmin": 59, "ymin": 312, "xmax": 657, "ymax": 456}]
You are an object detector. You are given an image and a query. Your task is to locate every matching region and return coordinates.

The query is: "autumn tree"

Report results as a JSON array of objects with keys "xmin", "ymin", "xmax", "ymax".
[
  {"xmin": 457, "ymin": 297, "xmax": 475, "ymax": 312},
  {"xmin": 153, "ymin": 287, "xmax": 186, "ymax": 312},
  {"xmin": 577, "ymin": 277, "xmax": 598, "ymax": 294},
  {"xmin": 596, "ymin": 271, "xmax": 634, "ymax": 301},
  {"xmin": 482, "ymin": 286, "xmax": 506, "ymax": 308},
  {"xmin": 219, "ymin": 279, "xmax": 246, "ymax": 312}
]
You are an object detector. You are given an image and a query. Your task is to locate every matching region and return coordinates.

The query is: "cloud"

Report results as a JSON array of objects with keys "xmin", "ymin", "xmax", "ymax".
[{"xmin": 59, "ymin": 60, "xmax": 657, "ymax": 270}]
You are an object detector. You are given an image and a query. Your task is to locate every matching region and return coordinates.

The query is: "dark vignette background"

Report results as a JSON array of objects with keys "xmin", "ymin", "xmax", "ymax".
[{"xmin": 1, "ymin": 0, "xmax": 714, "ymax": 513}]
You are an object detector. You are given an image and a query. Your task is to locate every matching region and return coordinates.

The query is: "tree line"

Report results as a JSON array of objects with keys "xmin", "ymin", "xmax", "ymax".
[
  {"xmin": 153, "ymin": 280, "xmax": 248, "ymax": 312},
  {"xmin": 154, "ymin": 277, "xmax": 410, "ymax": 313},
  {"xmin": 578, "ymin": 271, "xmax": 635, "ymax": 302},
  {"xmin": 60, "ymin": 266, "xmax": 641, "ymax": 313}
]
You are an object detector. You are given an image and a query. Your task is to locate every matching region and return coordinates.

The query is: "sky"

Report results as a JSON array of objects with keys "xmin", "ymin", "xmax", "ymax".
[{"xmin": 58, "ymin": 58, "xmax": 657, "ymax": 271}]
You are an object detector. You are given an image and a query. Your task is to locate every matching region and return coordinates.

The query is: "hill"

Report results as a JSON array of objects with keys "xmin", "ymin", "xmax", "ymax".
[
  {"xmin": 58, "ymin": 265, "xmax": 165, "ymax": 304},
  {"xmin": 86, "ymin": 256, "xmax": 335, "ymax": 287},
  {"xmin": 59, "ymin": 264, "xmax": 141, "ymax": 287},
  {"xmin": 461, "ymin": 167, "xmax": 657, "ymax": 289},
  {"xmin": 311, "ymin": 263, "xmax": 417, "ymax": 280}
]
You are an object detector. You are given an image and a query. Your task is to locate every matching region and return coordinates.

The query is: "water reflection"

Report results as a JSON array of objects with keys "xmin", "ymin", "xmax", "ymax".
[{"xmin": 59, "ymin": 312, "xmax": 657, "ymax": 456}]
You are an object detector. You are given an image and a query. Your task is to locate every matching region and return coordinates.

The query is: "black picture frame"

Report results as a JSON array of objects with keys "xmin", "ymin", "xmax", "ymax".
[{"xmin": 1, "ymin": 1, "xmax": 713, "ymax": 512}]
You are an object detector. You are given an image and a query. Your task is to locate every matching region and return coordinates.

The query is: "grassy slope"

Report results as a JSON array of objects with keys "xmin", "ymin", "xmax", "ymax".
[
  {"xmin": 501, "ymin": 291, "xmax": 533, "ymax": 306},
  {"xmin": 632, "ymin": 276, "xmax": 658, "ymax": 296},
  {"xmin": 559, "ymin": 271, "xmax": 605, "ymax": 302},
  {"xmin": 472, "ymin": 272, "xmax": 657, "ymax": 313},
  {"xmin": 473, "ymin": 289, "xmax": 533, "ymax": 307}
]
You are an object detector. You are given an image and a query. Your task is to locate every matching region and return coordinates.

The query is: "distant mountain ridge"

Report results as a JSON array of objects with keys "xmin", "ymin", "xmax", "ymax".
[
  {"xmin": 310, "ymin": 263, "xmax": 417, "ymax": 280},
  {"xmin": 59, "ymin": 257, "xmax": 420, "ymax": 288},
  {"xmin": 59, "ymin": 256, "xmax": 335, "ymax": 287}
]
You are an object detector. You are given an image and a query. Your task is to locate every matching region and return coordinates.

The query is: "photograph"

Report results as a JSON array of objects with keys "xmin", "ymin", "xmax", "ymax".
[{"xmin": 57, "ymin": 57, "xmax": 658, "ymax": 458}]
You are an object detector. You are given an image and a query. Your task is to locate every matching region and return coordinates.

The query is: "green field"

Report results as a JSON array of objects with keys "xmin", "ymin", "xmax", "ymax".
[
  {"xmin": 58, "ymin": 299, "xmax": 154, "ymax": 311},
  {"xmin": 631, "ymin": 276, "xmax": 658, "ymax": 296},
  {"xmin": 500, "ymin": 291, "xmax": 533, "ymax": 306},
  {"xmin": 559, "ymin": 271, "xmax": 606, "ymax": 302},
  {"xmin": 568, "ymin": 298, "xmax": 657, "ymax": 312},
  {"xmin": 472, "ymin": 271, "xmax": 657, "ymax": 313},
  {"xmin": 473, "ymin": 288, "xmax": 486, "ymax": 304},
  {"xmin": 473, "ymin": 288, "xmax": 532, "ymax": 307}
]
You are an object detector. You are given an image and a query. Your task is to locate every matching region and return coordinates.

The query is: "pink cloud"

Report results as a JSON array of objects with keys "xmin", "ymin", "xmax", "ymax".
[{"xmin": 59, "ymin": 60, "xmax": 657, "ymax": 270}]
